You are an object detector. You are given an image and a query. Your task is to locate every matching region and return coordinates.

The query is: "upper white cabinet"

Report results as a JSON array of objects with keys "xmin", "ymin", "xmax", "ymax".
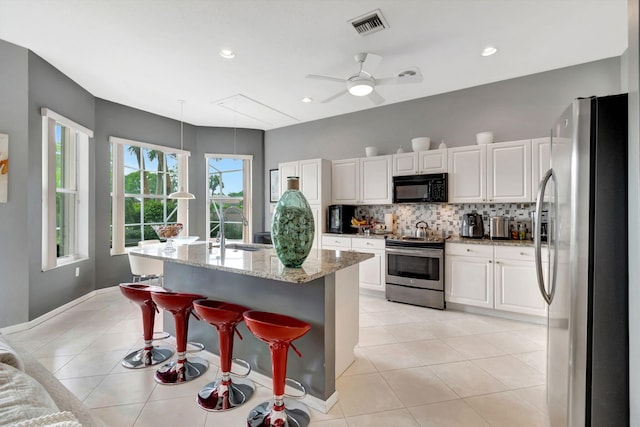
[
  {"xmin": 331, "ymin": 156, "xmax": 392, "ymax": 205},
  {"xmin": 531, "ymin": 137, "xmax": 551, "ymax": 202},
  {"xmin": 331, "ymin": 158, "xmax": 359, "ymax": 204},
  {"xmin": 448, "ymin": 145, "xmax": 487, "ymax": 203},
  {"xmin": 487, "ymin": 139, "xmax": 531, "ymax": 203},
  {"xmin": 392, "ymin": 149, "xmax": 447, "ymax": 176},
  {"xmin": 360, "ymin": 155, "xmax": 392, "ymax": 204},
  {"xmin": 448, "ymin": 140, "xmax": 532, "ymax": 203},
  {"xmin": 279, "ymin": 161, "xmax": 298, "ymax": 198}
]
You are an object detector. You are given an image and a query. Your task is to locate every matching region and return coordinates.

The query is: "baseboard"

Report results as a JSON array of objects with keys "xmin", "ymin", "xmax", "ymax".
[{"xmin": 0, "ymin": 285, "xmax": 119, "ymax": 334}]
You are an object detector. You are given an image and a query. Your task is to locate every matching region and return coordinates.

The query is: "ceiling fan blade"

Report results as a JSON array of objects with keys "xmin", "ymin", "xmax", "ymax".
[
  {"xmin": 367, "ymin": 90, "xmax": 385, "ymax": 105},
  {"xmin": 361, "ymin": 53, "xmax": 382, "ymax": 73},
  {"xmin": 321, "ymin": 89, "xmax": 348, "ymax": 103},
  {"xmin": 306, "ymin": 74, "xmax": 346, "ymax": 84}
]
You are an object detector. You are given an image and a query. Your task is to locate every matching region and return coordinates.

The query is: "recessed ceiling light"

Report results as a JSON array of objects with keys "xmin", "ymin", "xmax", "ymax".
[
  {"xmin": 220, "ymin": 49, "xmax": 235, "ymax": 59},
  {"xmin": 481, "ymin": 46, "xmax": 498, "ymax": 57},
  {"xmin": 301, "ymin": 97, "xmax": 313, "ymax": 103}
]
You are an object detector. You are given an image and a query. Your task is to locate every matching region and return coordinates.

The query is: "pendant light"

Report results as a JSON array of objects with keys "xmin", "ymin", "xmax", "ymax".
[{"xmin": 168, "ymin": 100, "xmax": 195, "ymax": 199}]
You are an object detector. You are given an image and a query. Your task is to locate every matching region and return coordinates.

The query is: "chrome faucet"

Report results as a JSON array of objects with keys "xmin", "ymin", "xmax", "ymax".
[{"xmin": 212, "ymin": 202, "xmax": 248, "ymax": 254}]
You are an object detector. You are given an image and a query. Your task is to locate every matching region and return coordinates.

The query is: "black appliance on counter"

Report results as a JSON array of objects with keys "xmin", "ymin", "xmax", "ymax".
[
  {"xmin": 392, "ymin": 173, "xmax": 448, "ymax": 203},
  {"xmin": 461, "ymin": 213, "xmax": 484, "ymax": 238},
  {"xmin": 385, "ymin": 236, "xmax": 445, "ymax": 310},
  {"xmin": 326, "ymin": 204, "xmax": 357, "ymax": 234},
  {"xmin": 253, "ymin": 232, "xmax": 272, "ymax": 244}
]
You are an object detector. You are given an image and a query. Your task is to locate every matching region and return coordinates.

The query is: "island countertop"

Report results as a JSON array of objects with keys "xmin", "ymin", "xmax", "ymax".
[{"xmin": 129, "ymin": 242, "xmax": 373, "ymax": 284}]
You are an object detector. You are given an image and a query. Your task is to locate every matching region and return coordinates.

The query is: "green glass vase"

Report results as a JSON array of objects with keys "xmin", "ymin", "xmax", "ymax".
[{"xmin": 271, "ymin": 176, "xmax": 315, "ymax": 268}]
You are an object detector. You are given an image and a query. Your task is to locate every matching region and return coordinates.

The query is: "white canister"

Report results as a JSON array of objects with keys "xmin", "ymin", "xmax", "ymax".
[
  {"xmin": 365, "ymin": 146, "xmax": 378, "ymax": 157},
  {"xmin": 385, "ymin": 213, "xmax": 394, "ymax": 232}
]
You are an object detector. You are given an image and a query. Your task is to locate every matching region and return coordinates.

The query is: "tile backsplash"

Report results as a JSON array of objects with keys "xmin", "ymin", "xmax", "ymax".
[{"xmin": 357, "ymin": 203, "xmax": 535, "ymax": 238}]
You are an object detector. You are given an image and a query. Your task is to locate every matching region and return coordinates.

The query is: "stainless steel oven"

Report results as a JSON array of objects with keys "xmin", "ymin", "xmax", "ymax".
[{"xmin": 385, "ymin": 237, "xmax": 445, "ymax": 309}]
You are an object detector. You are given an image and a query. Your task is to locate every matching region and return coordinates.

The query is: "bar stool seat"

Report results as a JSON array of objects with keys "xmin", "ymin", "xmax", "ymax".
[
  {"xmin": 118, "ymin": 283, "xmax": 173, "ymax": 369},
  {"xmin": 243, "ymin": 310, "xmax": 311, "ymax": 427},
  {"xmin": 193, "ymin": 300, "xmax": 255, "ymax": 411},
  {"xmin": 151, "ymin": 291, "xmax": 209, "ymax": 384}
]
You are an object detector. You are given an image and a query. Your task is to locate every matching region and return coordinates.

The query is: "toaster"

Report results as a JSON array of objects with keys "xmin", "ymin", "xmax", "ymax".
[
  {"xmin": 461, "ymin": 213, "xmax": 484, "ymax": 238},
  {"xmin": 490, "ymin": 216, "xmax": 510, "ymax": 240}
]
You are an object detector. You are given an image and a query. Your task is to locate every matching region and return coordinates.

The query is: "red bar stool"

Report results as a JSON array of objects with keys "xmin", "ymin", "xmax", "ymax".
[
  {"xmin": 118, "ymin": 283, "xmax": 174, "ymax": 369},
  {"xmin": 243, "ymin": 310, "xmax": 311, "ymax": 427},
  {"xmin": 192, "ymin": 300, "xmax": 255, "ymax": 411},
  {"xmin": 150, "ymin": 291, "xmax": 209, "ymax": 384}
]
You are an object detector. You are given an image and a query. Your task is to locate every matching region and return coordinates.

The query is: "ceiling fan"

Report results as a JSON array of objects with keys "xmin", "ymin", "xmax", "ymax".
[{"xmin": 306, "ymin": 52, "xmax": 423, "ymax": 105}]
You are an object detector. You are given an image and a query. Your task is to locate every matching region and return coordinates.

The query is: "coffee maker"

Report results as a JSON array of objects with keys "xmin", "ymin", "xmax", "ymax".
[
  {"xmin": 461, "ymin": 213, "xmax": 484, "ymax": 238},
  {"xmin": 530, "ymin": 210, "xmax": 548, "ymax": 241}
]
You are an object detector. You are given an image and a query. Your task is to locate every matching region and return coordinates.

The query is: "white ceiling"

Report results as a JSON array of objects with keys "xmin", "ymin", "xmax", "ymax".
[{"xmin": 0, "ymin": 0, "xmax": 628, "ymax": 130}]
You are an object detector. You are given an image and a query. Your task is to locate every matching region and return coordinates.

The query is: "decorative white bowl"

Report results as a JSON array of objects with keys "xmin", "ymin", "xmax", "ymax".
[
  {"xmin": 365, "ymin": 146, "xmax": 378, "ymax": 157},
  {"xmin": 476, "ymin": 131, "xmax": 494, "ymax": 145},
  {"xmin": 411, "ymin": 137, "xmax": 430, "ymax": 152},
  {"xmin": 173, "ymin": 236, "xmax": 199, "ymax": 245}
]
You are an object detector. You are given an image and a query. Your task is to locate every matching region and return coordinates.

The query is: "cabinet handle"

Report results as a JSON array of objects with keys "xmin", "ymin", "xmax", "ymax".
[
  {"xmin": 520, "ymin": 252, "xmax": 527, "ymax": 256},
  {"xmin": 466, "ymin": 248, "xmax": 471, "ymax": 252},
  {"xmin": 488, "ymin": 260, "xmax": 492, "ymax": 263},
  {"xmin": 495, "ymin": 261, "xmax": 500, "ymax": 264}
]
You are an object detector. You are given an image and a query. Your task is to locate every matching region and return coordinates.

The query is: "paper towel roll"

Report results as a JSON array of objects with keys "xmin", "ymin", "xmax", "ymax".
[{"xmin": 385, "ymin": 213, "xmax": 394, "ymax": 233}]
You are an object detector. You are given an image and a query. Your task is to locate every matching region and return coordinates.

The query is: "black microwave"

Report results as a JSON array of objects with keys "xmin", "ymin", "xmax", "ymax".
[
  {"xmin": 326, "ymin": 205, "xmax": 357, "ymax": 234},
  {"xmin": 392, "ymin": 173, "xmax": 448, "ymax": 203}
]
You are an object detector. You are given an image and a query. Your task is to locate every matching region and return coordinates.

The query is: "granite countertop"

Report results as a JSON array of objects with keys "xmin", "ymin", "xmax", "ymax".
[
  {"xmin": 129, "ymin": 242, "xmax": 373, "ymax": 284},
  {"xmin": 446, "ymin": 235, "xmax": 535, "ymax": 247}
]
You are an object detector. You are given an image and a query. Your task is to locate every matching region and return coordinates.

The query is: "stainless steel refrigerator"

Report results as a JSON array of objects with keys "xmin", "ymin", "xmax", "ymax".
[{"xmin": 534, "ymin": 94, "xmax": 629, "ymax": 426}]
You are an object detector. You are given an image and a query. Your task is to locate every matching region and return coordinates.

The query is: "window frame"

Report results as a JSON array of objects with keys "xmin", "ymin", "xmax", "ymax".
[
  {"xmin": 41, "ymin": 108, "xmax": 92, "ymax": 271},
  {"xmin": 204, "ymin": 153, "xmax": 253, "ymax": 244},
  {"xmin": 110, "ymin": 136, "xmax": 191, "ymax": 255}
]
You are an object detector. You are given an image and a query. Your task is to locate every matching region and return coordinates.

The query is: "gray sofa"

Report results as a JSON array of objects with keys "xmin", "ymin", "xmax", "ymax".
[{"xmin": 0, "ymin": 334, "xmax": 106, "ymax": 426}]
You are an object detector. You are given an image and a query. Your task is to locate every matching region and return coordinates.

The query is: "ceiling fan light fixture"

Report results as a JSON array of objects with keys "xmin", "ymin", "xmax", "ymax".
[
  {"xmin": 220, "ymin": 49, "xmax": 235, "ymax": 59},
  {"xmin": 481, "ymin": 46, "xmax": 498, "ymax": 57},
  {"xmin": 169, "ymin": 100, "xmax": 195, "ymax": 200},
  {"xmin": 347, "ymin": 78, "xmax": 374, "ymax": 96}
]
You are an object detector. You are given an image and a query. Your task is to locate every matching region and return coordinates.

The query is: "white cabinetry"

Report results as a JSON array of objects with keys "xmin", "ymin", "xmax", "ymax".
[
  {"xmin": 493, "ymin": 246, "xmax": 548, "ymax": 317},
  {"xmin": 278, "ymin": 158, "xmax": 330, "ymax": 248},
  {"xmin": 448, "ymin": 140, "xmax": 532, "ymax": 203},
  {"xmin": 331, "ymin": 156, "xmax": 392, "ymax": 205},
  {"xmin": 445, "ymin": 243, "xmax": 548, "ymax": 317},
  {"xmin": 392, "ymin": 149, "xmax": 448, "ymax": 176},
  {"xmin": 445, "ymin": 243, "xmax": 493, "ymax": 308},
  {"xmin": 531, "ymin": 137, "xmax": 551, "ymax": 202},
  {"xmin": 447, "ymin": 145, "xmax": 486, "ymax": 203},
  {"xmin": 321, "ymin": 235, "xmax": 386, "ymax": 292},
  {"xmin": 487, "ymin": 139, "xmax": 531, "ymax": 203}
]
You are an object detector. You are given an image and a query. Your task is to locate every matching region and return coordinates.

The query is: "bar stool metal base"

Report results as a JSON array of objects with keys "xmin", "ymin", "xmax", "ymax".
[
  {"xmin": 247, "ymin": 399, "xmax": 311, "ymax": 427},
  {"xmin": 121, "ymin": 346, "xmax": 174, "ymax": 369},
  {"xmin": 197, "ymin": 376, "xmax": 255, "ymax": 411},
  {"xmin": 154, "ymin": 356, "xmax": 209, "ymax": 384}
]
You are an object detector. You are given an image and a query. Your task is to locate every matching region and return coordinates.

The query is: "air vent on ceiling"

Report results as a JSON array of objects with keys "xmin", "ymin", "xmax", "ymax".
[{"xmin": 349, "ymin": 9, "xmax": 389, "ymax": 36}]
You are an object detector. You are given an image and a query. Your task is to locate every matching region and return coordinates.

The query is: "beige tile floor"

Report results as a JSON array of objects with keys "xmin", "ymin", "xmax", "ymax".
[{"xmin": 7, "ymin": 289, "xmax": 549, "ymax": 427}]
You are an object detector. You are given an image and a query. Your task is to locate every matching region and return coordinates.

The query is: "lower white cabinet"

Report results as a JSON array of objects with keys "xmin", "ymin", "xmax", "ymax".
[
  {"xmin": 445, "ymin": 244, "xmax": 493, "ymax": 308},
  {"xmin": 493, "ymin": 246, "xmax": 548, "ymax": 316},
  {"xmin": 321, "ymin": 235, "xmax": 385, "ymax": 292},
  {"xmin": 445, "ymin": 243, "xmax": 548, "ymax": 317}
]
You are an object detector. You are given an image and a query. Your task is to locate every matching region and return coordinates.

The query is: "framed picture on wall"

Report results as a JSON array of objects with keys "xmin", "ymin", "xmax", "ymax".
[{"xmin": 270, "ymin": 169, "xmax": 279, "ymax": 203}]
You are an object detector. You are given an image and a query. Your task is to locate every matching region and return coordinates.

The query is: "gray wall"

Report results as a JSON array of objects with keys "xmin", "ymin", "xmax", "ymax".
[
  {"xmin": 627, "ymin": 0, "xmax": 639, "ymax": 424},
  {"xmin": 0, "ymin": 40, "xmax": 29, "ymax": 327}
]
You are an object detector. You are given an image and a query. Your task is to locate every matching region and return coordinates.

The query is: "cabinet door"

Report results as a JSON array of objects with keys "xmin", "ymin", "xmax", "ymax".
[
  {"xmin": 487, "ymin": 140, "xmax": 531, "ymax": 203},
  {"xmin": 447, "ymin": 145, "xmax": 486, "ymax": 203},
  {"xmin": 445, "ymin": 255, "xmax": 493, "ymax": 308},
  {"xmin": 279, "ymin": 161, "xmax": 298, "ymax": 197},
  {"xmin": 531, "ymin": 137, "xmax": 551, "ymax": 202},
  {"xmin": 494, "ymin": 258, "xmax": 548, "ymax": 316},
  {"xmin": 309, "ymin": 205, "xmax": 320, "ymax": 248},
  {"xmin": 299, "ymin": 159, "xmax": 321, "ymax": 204},
  {"xmin": 358, "ymin": 251, "xmax": 384, "ymax": 291},
  {"xmin": 392, "ymin": 152, "xmax": 418, "ymax": 176},
  {"xmin": 331, "ymin": 159, "xmax": 359, "ymax": 204},
  {"xmin": 360, "ymin": 155, "xmax": 392, "ymax": 204},
  {"xmin": 419, "ymin": 149, "xmax": 448, "ymax": 174}
]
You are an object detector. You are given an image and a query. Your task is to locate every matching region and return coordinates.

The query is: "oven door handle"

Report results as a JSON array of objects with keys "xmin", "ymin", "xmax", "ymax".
[{"xmin": 385, "ymin": 247, "xmax": 443, "ymax": 257}]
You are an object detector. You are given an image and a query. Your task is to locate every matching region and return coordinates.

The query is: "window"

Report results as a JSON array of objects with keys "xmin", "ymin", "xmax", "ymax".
[
  {"xmin": 41, "ymin": 108, "xmax": 92, "ymax": 270},
  {"xmin": 205, "ymin": 154, "xmax": 252, "ymax": 243},
  {"xmin": 110, "ymin": 137, "xmax": 190, "ymax": 254}
]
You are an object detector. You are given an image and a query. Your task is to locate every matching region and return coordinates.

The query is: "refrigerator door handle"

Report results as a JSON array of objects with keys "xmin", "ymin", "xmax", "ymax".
[{"xmin": 535, "ymin": 169, "xmax": 553, "ymax": 305}]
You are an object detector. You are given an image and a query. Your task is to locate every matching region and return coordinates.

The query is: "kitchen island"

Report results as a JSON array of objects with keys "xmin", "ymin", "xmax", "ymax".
[{"xmin": 129, "ymin": 242, "xmax": 372, "ymax": 412}]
